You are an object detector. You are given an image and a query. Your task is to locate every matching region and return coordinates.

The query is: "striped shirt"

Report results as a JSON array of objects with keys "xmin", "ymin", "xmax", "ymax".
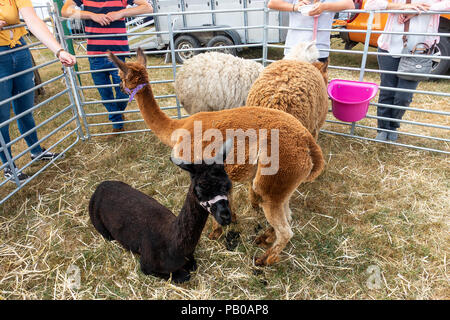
[{"xmin": 74, "ymin": 0, "xmax": 134, "ymax": 55}]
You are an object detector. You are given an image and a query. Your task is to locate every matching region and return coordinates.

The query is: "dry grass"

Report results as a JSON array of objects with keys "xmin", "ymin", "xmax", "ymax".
[{"xmin": 0, "ymin": 40, "xmax": 449, "ymax": 300}]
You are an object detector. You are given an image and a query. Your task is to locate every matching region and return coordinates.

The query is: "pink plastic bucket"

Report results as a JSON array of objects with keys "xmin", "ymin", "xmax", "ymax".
[{"xmin": 327, "ymin": 79, "xmax": 379, "ymax": 122}]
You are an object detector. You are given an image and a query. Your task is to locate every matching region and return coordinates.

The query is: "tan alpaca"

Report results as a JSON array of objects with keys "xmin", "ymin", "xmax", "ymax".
[
  {"xmin": 108, "ymin": 49, "xmax": 325, "ymax": 266},
  {"xmin": 246, "ymin": 59, "xmax": 329, "ymax": 140}
]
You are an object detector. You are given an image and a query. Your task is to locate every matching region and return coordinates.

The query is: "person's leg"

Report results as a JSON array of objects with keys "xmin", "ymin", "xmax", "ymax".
[
  {"xmin": 89, "ymin": 57, "xmax": 124, "ymax": 130},
  {"xmin": 0, "ymin": 46, "xmax": 17, "ymax": 167},
  {"xmin": 11, "ymin": 47, "xmax": 43, "ymax": 156},
  {"xmin": 387, "ymin": 78, "xmax": 420, "ymax": 141},
  {"xmin": 376, "ymin": 48, "xmax": 400, "ymax": 140},
  {"xmin": 0, "ymin": 78, "xmax": 14, "ymax": 166},
  {"xmin": 0, "ymin": 45, "xmax": 29, "ymax": 181}
]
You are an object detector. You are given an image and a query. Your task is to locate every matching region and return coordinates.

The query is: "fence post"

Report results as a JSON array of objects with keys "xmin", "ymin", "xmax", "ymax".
[
  {"xmin": 262, "ymin": 2, "xmax": 269, "ymax": 67},
  {"xmin": 167, "ymin": 13, "xmax": 182, "ymax": 119},
  {"xmin": 53, "ymin": 0, "xmax": 80, "ymax": 80},
  {"xmin": 243, "ymin": 0, "xmax": 249, "ymax": 44},
  {"xmin": 52, "ymin": 5, "xmax": 91, "ymax": 139},
  {"xmin": 0, "ymin": 132, "xmax": 21, "ymax": 186},
  {"xmin": 350, "ymin": 10, "xmax": 375, "ymax": 135},
  {"xmin": 359, "ymin": 11, "xmax": 375, "ymax": 81},
  {"xmin": 48, "ymin": 3, "xmax": 85, "ymax": 140}
]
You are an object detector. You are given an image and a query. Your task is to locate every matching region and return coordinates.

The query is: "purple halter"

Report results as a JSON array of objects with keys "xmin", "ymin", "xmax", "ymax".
[{"xmin": 124, "ymin": 83, "xmax": 148, "ymax": 103}]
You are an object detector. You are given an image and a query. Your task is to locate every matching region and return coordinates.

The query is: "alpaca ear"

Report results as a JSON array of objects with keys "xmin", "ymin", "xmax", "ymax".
[
  {"xmin": 306, "ymin": 40, "xmax": 316, "ymax": 52},
  {"xmin": 171, "ymin": 157, "xmax": 196, "ymax": 174},
  {"xmin": 136, "ymin": 47, "xmax": 147, "ymax": 66},
  {"xmin": 214, "ymin": 139, "xmax": 233, "ymax": 164},
  {"xmin": 306, "ymin": 41, "xmax": 319, "ymax": 63},
  {"xmin": 108, "ymin": 51, "xmax": 128, "ymax": 74}
]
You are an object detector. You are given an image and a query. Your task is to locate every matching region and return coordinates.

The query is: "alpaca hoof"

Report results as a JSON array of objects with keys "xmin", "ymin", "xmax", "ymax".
[
  {"xmin": 255, "ymin": 252, "xmax": 280, "ymax": 266},
  {"xmin": 172, "ymin": 269, "xmax": 191, "ymax": 284},
  {"xmin": 208, "ymin": 228, "xmax": 223, "ymax": 240},
  {"xmin": 255, "ymin": 235, "xmax": 272, "ymax": 249},
  {"xmin": 184, "ymin": 257, "xmax": 197, "ymax": 272},
  {"xmin": 255, "ymin": 227, "xmax": 275, "ymax": 248},
  {"xmin": 255, "ymin": 254, "xmax": 269, "ymax": 266}
]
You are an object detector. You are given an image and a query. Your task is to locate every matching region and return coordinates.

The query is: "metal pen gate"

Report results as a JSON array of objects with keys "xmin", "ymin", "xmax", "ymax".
[{"xmin": 0, "ymin": 1, "xmax": 448, "ymax": 205}]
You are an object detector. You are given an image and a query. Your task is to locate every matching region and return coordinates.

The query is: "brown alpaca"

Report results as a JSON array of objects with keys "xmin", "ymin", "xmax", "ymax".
[
  {"xmin": 108, "ymin": 49, "xmax": 325, "ymax": 266},
  {"xmin": 246, "ymin": 60, "xmax": 329, "ymax": 140}
]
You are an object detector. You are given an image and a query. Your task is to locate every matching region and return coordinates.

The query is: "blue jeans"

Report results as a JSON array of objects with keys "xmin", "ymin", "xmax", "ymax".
[
  {"xmin": 88, "ymin": 56, "xmax": 128, "ymax": 129},
  {"xmin": 376, "ymin": 48, "xmax": 420, "ymax": 131},
  {"xmin": 0, "ymin": 39, "xmax": 43, "ymax": 166}
]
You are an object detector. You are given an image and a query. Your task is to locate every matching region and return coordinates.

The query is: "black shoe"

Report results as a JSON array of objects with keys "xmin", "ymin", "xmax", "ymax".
[
  {"xmin": 31, "ymin": 148, "xmax": 64, "ymax": 161},
  {"xmin": 4, "ymin": 167, "xmax": 29, "ymax": 183}
]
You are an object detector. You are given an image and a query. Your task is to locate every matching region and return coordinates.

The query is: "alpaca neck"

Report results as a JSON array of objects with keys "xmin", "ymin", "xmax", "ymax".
[
  {"xmin": 134, "ymin": 85, "xmax": 178, "ymax": 146},
  {"xmin": 172, "ymin": 186, "xmax": 209, "ymax": 255}
]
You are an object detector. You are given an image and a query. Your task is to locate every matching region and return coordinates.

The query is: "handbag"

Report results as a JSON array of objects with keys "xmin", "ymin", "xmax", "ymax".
[{"xmin": 397, "ymin": 0, "xmax": 435, "ymax": 81}]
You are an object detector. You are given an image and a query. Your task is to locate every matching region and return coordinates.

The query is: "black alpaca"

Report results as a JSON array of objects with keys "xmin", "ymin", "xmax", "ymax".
[{"xmin": 89, "ymin": 141, "xmax": 233, "ymax": 283}]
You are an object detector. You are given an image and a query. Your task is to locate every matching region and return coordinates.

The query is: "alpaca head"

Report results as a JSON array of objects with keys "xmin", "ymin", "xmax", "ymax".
[
  {"xmin": 172, "ymin": 140, "xmax": 233, "ymax": 226},
  {"xmin": 283, "ymin": 41, "xmax": 320, "ymax": 63},
  {"xmin": 108, "ymin": 48, "xmax": 149, "ymax": 93}
]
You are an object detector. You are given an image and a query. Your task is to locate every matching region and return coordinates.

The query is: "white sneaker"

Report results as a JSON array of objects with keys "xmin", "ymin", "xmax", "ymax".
[
  {"xmin": 375, "ymin": 131, "xmax": 388, "ymax": 141},
  {"xmin": 4, "ymin": 167, "xmax": 29, "ymax": 183}
]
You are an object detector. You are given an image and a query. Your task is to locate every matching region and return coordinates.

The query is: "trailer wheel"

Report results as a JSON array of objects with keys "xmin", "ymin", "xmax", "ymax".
[
  {"xmin": 431, "ymin": 37, "xmax": 450, "ymax": 77},
  {"xmin": 174, "ymin": 35, "xmax": 201, "ymax": 63},
  {"xmin": 206, "ymin": 35, "xmax": 237, "ymax": 56}
]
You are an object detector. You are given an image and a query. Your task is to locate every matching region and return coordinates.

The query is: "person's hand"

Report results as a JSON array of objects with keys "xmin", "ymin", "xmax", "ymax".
[
  {"xmin": 106, "ymin": 11, "xmax": 124, "ymax": 22},
  {"xmin": 58, "ymin": 50, "xmax": 76, "ymax": 67},
  {"xmin": 0, "ymin": 20, "xmax": 7, "ymax": 30},
  {"xmin": 308, "ymin": 2, "xmax": 326, "ymax": 16},
  {"xmin": 294, "ymin": 0, "xmax": 311, "ymax": 11},
  {"xmin": 403, "ymin": 2, "xmax": 430, "ymax": 13},
  {"xmin": 398, "ymin": 13, "xmax": 417, "ymax": 24},
  {"xmin": 91, "ymin": 13, "xmax": 112, "ymax": 26}
]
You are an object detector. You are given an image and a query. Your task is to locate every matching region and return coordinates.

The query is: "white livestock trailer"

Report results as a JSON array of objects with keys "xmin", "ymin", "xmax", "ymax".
[{"xmin": 133, "ymin": 0, "xmax": 288, "ymax": 62}]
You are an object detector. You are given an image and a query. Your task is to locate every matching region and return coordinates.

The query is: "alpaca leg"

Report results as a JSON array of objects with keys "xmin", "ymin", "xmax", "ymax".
[
  {"xmin": 90, "ymin": 212, "xmax": 114, "ymax": 241},
  {"xmin": 255, "ymin": 227, "xmax": 275, "ymax": 249},
  {"xmin": 255, "ymin": 185, "xmax": 293, "ymax": 248},
  {"xmin": 171, "ymin": 269, "xmax": 191, "ymax": 284},
  {"xmin": 184, "ymin": 254, "xmax": 197, "ymax": 272},
  {"xmin": 284, "ymin": 200, "xmax": 293, "ymax": 224},
  {"xmin": 249, "ymin": 182, "xmax": 262, "ymax": 209},
  {"xmin": 140, "ymin": 257, "xmax": 158, "ymax": 276},
  {"xmin": 208, "ymin": 219, "xmax": 223, "ymax": 240},
  {"xmin": 255, "ymin": 201, "xmax": 293, "ymax": 266}
]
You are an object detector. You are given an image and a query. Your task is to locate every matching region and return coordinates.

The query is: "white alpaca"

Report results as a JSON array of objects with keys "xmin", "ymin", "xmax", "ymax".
[
  {"xmin": 174, "ymin": 41, "xmax": 319, "ymax": 115},
  {"xmin": 174, "ymin": 52, "xmax": 264, "ymax": 115}
]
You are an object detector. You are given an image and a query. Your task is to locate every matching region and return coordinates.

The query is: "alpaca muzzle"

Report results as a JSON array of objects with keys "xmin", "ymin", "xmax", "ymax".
[{"xmin": 200, "ymin": 195, "xmax": 231, "ymax": 226}]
